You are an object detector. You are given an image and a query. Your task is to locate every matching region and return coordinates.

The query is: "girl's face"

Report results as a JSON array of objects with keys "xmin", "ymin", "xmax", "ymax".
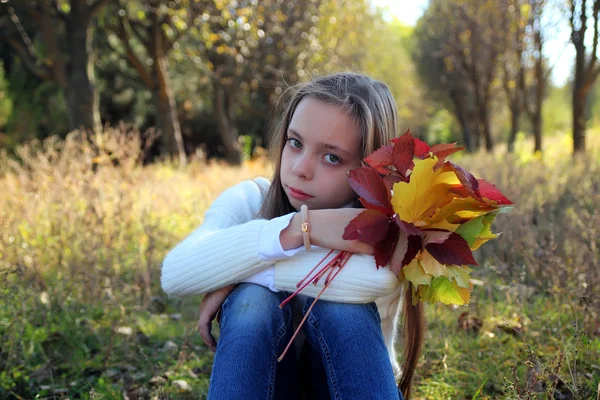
[{"xmin": 280, "ymin": 97, "xmax": 363, "ymax": 211}]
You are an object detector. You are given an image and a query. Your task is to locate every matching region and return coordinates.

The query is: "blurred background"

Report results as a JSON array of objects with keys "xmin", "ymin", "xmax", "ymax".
[{"xmin": 0, "ymin": 0, "xmax": 599, "ymax": 399}]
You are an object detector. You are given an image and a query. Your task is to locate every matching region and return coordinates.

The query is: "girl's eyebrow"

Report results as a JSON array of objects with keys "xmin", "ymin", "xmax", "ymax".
[{"xmin": 288, "ymin": 128, "xmax": 352, "ymax": 157}]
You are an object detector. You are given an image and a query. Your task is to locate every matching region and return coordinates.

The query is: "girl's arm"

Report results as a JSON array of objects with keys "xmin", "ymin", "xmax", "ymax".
[
  {"xmin": 273, "ymin": 248, "xmax": 402, "ymax": 303},
  {"xmin": 161, "ymin": 178, "xmax": 279, "ymax": 297}
]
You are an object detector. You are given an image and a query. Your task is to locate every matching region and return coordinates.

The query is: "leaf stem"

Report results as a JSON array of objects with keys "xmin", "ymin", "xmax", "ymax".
[{"xmin": 277, "ymin": 260, "xmax": 348, "ymax": 362}]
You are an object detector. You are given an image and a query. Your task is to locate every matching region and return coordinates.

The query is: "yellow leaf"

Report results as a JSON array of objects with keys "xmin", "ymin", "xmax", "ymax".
[
  {"xmin": 444, "ymin": 265, "xmax": 472, "ymax": 288},
  {"xmin": 471, "ymin": 214, "xmax": 499, "ymax": 250},
  {"xmin": 419, "ymin": 250, "xmax": 446, "ymax": 277},
  {"xmin": 403, "ymin": 258, "xmax": 432, "ymax": 286},
  {"xmin": 391, "ymin": 157, "xmax": 459, "ymax": 226},
  {"xmin": 422, "ymin": 276, "xmax": 471, "ymax": 305}
]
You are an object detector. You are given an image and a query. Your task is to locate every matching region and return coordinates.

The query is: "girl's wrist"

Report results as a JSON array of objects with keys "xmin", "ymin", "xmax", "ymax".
[{"xmin": 280, "ymin": 212, "xmax": 304, "ymax": 250}]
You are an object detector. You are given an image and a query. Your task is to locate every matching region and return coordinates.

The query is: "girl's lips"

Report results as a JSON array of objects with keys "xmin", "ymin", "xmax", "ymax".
[{"xmin": 288, "ymin": 186, "xmax": 313, "ymax": 200}]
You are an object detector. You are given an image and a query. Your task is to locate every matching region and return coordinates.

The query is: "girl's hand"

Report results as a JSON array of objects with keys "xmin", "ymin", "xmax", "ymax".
[
  {"xmin": 197, "ymin": 284, "xmax": 236, "ymax": 351},
  {"xmin": 280, "ymin": 208, "xmax": 374, "ymax": 255}
]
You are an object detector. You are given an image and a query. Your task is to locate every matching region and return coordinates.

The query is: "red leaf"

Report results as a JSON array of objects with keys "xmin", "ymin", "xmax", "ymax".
[
  {"xmin": 364, "ymin": 145, "xmax": 393, "ymax": 169},
  {"xmin": 342, "ymin": 210, "xmax": 391, "ymax": 245},
  {"xmin": 389, "ymin": 226, "xmax": 408, "ymax": 276},
  {"xmin": 442, "ymin": 162, "xmax": 481, "ymax": 200},
  {"xmin": 383, "ymin": 174, "xmax": 406, "ymax": 191},
  {"xmin": 425, "ymin": 232, "xmax": 478, "ymax": 266},
  {"xmin": 390, "ymin": 129, "xmax": 412, "ymax": 143},
  {"xmin": 373, "ymin": 165, "xmax": 394, "ymax": 175},
  {"xmin": 374, "ymin": 221, "xmax": 399, "ymax": 269},
  {"xmin": 431, "ymin": 145, "xmax": 465, "ymax": 160},
  {"xmin": 397, "ymin": 218, "xmax": 422, "ymax": 237},
  {"xmin": 348, "ymin": 167, "xmax": 393, "ymax": 215},
  {"xmin": 402, "ymin": 234, "xmax": 422, "ymax": 267},
  {"xmin": 423, "ymin": 229, "xmax": 453, "ymax": 245},
  {"xmin": 413, "ymin": 137, "xmax": 430, "ymax": 158},
  {"xmin": 392, "ymin": 131, "xmax": 415, "ymax": 178},
  {"xmin": 477, "ymin": 180, "xmax": 514, "ymax": 205}
]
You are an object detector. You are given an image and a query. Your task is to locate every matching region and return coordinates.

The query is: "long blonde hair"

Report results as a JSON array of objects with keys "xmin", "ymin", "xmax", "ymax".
[{"xmin": 258, "ymin": 72, "xmax": 424, "ymax": 398}]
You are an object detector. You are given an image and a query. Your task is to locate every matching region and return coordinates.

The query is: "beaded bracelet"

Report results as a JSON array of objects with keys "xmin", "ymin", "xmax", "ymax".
[{"xmin": 300, "ymin": 204, "xmax": 311, "ymax": 251}]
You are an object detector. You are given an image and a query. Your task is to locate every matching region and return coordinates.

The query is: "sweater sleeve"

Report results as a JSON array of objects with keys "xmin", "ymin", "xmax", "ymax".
[
  {"xmin": 273, "ymin": 248, "xmax": 402, "ymax": 303},
  {"xmin": 161, "ymin": 178, "xmax": 276, "ymax": 297}
]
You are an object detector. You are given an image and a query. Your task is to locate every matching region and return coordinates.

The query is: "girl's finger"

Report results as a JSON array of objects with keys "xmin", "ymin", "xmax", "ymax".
[{"xmin": 198, "ymin": 317, "xmax": 217, "ymax": 351}]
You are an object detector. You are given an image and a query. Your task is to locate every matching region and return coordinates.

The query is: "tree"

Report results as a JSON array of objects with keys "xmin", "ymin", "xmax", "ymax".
[
  {"xmin": 523, "ymin": 0, "xmax": 548, "ymax": 154},
  {"xmin": 502, "ymin": 0, "xmax": 548, "ymax": 154},
  {"xmin": 448, "ymin": 0, "xmax": 506, "ymax": 152},
  {"xmin": 1, "ymin": 0, "xmax": 114, "ymax": 133},
  {"xmin": 414, "ymin": 1, "xmax": 480, "ymax": 151},
  {"xmin": 106, "ymin": 0, "xmax": 200, "ymax": 166},
  {"xmin": 502, "ymin": 0, "xmax": 527, "ymax": 152},
  {"xmin": 568, "ymin": 0, "xmax": 600, "ymax": 155}
]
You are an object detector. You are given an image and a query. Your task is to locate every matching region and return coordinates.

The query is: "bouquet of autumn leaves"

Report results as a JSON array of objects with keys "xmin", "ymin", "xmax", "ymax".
[{"xmin": 277, "ymin": 131, "xmax": 513, "ymax": 360}]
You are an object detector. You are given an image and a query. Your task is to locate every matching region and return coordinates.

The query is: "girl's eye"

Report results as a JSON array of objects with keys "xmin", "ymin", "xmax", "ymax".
[
  {"xmin": 324, "ymin": 154, "xmax": 341, "ymax": 165},
  {"xmin": 287, "ymin": 138, "xmax": 302, "ymax": 149}
]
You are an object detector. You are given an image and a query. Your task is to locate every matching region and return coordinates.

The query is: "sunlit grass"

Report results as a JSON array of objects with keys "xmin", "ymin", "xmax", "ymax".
[{"xmin": 0, "ymin": 127, "xmax": 598, "ymax": 399}]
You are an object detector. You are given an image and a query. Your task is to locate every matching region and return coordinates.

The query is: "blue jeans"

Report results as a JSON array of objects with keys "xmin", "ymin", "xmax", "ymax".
[{"xmin": 207, "ymin": 283, "xmax": 402, "ymax": 400}]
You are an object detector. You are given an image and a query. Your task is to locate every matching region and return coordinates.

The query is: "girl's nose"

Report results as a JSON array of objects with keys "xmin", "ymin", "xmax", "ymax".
[{"xmin": 292, "ymin": 154, "xmax": 313, "ymax": 180}]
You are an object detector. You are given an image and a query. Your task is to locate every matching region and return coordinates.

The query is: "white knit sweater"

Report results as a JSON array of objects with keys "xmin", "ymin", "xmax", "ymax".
[{"xmin": 161, "ymin": 177, "xmax": 404, "ymax": 372}]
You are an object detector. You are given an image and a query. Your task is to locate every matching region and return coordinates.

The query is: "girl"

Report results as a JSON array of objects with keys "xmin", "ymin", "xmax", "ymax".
[{"xmin": 161, "ymin": 72, "xmax": 425, "ymax": 399}]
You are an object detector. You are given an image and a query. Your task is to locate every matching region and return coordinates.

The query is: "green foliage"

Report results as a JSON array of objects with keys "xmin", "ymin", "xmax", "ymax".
[
  {"xmin": 1, "ymin": 130, "xmax": 599, "ymax": 398},
  {"xmin": 0, "ymin": 62, "xmax": 13, "ymax": 129},
  {"xmin": 425, "ymin": 108, "xmax": 459, "ymax": 144},
  {"xmin": 543, "ymin": 83, "xmax": 572, "ymax": 135},
  {"xmin": 1, "ymin": 60, "xmax": 68, "ymax": 151}
]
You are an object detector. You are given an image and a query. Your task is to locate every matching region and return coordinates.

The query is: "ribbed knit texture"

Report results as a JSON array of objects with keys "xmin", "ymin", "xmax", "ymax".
[{"xmin": 160, "ymin": 177, "xmax": 404, "ymax": 375}]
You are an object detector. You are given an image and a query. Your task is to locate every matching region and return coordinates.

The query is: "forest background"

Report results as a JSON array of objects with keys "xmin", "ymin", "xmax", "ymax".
[{"xmin": 0, "ymin": 0, "xmax": 599, "ymax": 398}]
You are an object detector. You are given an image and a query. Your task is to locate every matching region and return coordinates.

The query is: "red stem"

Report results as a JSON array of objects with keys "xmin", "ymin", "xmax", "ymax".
[
  {"xmin": 277, "ymin": 261, "xmax": 348, "ymax": 362},
  {"xmin": 312, "ymin": 251, "xmax": 346, "ymax": 285},
  {"xmin": 279, "ymin": 252, "xmax": 337, "ymax": 309},
  {"xmin": 296, "ymin": 249, "xmax": 335, "ymax": 289}
]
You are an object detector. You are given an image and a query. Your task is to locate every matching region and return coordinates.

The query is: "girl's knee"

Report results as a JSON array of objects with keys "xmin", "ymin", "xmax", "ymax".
[
  {"xmin": 304, "ymin": 301, "xmax": 382, "ymax": 338},
  {"xmin": 221, "ymin": 283, "xmax": 289, "ymax": 334}
]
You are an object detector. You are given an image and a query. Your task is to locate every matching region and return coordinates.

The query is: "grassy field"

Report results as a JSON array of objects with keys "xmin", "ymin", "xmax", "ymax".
[{"xmin": 0, "ymin": 129, "xmax": 599, "ymax": 399}]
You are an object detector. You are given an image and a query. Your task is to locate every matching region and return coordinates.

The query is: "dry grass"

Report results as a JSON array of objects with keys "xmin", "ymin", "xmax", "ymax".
[{"xmin": 0, "ymin": 127, "xmax": 598, "ymax": 398}]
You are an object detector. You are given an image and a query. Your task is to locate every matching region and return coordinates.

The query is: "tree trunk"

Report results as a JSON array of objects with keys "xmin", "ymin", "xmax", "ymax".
[
  {"xmin": 572, "ymin": 89, "xmax": 588, "ymax": 155},
  {"xmin": 214, "ymin": 80, "xmax": 242, "ymax": 165},
  {"xmin": 532, "ymin": 22, "xmax": 544, "ymax": 154},
  {"xmin": 572, "ymin": 42, "xmax": 588, "ymax": 155},
  {"xmin": 449, "ymin": 89, "xmax": 474, "ymax": 151},
  {"xmin": 152, "ymin": 24, "xmax": 187, "ymax": 167},
  {"xmin": 507, "ymin": 106, "xmax": 519, "ymax": 153},
  {"xmin": 478, "ymin": 103, "xmax": 494, "ymax": 152},
  {"xmin": 65, "ymin": 3, "xmax": 101, "ymax": 132}
]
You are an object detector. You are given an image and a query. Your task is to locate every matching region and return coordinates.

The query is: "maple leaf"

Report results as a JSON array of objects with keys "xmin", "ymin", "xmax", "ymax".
[
  {"xmin": 391, "ymin": 131, "xmax": 415, "ymax": 179},
  {"xmin": 364, "ymin": 145, "xmax": 394, "ymax": 173},
  {"xmin": 443, "ymin": 265, "xmax": 472, "ymax": 288},
  {"xmin": 425, "ymin": 232, "xmax": 478, "ymax": 266},
  {"xmin": 342, "ymin": 209, "xmax": 391, "ymax": 245},
  {"xmin": 429, "ymin": 143, "xmax": 466, "ymax": 167},
  {"xmin": 337, "ymin": 131, "xmax": 512, "ymax": 308},
  {"xmin": 391, "ymin": 156, "xmax": 459, "ymax": 227},
  {"xmin": 403, "ymin": 258, "xmax": 432, "ymax": 286},
  {"xmin": 420, "ymin": 276, "xmax": 472, "ymax": 305},
  {"xmin": 373, "ymin": 221, "xmax": 400, "ymax": 269},
  {"xmin": 470, "ymin": 213, "xmax": 500, "ymax": 250},
  {"xmin": 413, "ymin": 137, "xmax": 430, "ymax": 158},
  {"xmin": 347, "ymin": 167, "xmax": 393, "ymax": 216}
]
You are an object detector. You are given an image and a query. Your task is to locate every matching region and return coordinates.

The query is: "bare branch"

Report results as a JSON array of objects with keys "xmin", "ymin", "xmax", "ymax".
[
  {"xmin": 128, "ymin": 19, "xmax": 151, "ymax": 48},
  {"xmin": 48, "ymin": 0, "xmax": 68, "ymax": 23},
  {"xmin": 90, "ymin": 0, "xmax": 116, "ymax": 19},
  {"xmin": 115, "ymin": 15, "xmax": 155, "ymax": 90},
  {"xmin": 569, "ymin": 0, "xmax": 576, "ymax": 32},
  {"xmin": 6, "ymin": 5, "xmax": 37, "ymax": 60},
  {"xmin": 6, "ymin": 38, "xmax": 51, "ymax": 80},
  {"xmin": 586, "ymin": 0, "xmax": 599, "ymax": 81}
]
